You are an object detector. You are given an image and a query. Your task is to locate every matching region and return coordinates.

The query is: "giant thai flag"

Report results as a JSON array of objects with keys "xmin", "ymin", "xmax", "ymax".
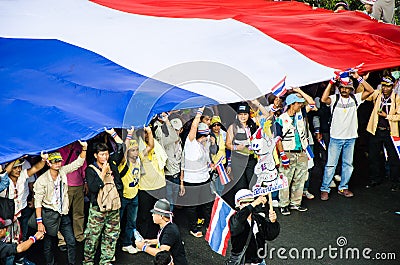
[
  {"xmin": 205, "ymin": 195, "xmax": 235, "ymax": 256},
  {"xmin": 1, "ymin": 0, "xmax": 400, "ymax": 163}
]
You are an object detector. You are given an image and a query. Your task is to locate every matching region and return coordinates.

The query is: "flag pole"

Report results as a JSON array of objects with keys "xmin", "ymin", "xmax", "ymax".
[{"xmin": 268, "ymin": 192, "xmax": 273, "ymax": 212}]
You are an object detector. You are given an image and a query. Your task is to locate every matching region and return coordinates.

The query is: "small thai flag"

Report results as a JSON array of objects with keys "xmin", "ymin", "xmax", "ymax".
[
  {"xmin": 205, "ymin": 195, "xmax": 235, "ymax": 256},
  {"xmin": 391, "ymin": 136, "xmax": 400, "ymax": 159},
  {"xmin": 216, "ymin": 156, "xmax": 230, "ymax": 185},
  {"xmin": 334, "ymin": 71, "xmax": 351, "ymax": 85},
  {"xmin": 271, "ymin": 76, "xmax": 287, "ymax": 97},
  {"xmin": 334, "ymin": 63, "xmax": 364, "ymax": 85},
  {"xmin": 318, "ymin": 139, "xmax": 326, "ymax": 150},
  {"xmin": 305, "ymin": 145, "xmax": 314, "ymax": 160}
]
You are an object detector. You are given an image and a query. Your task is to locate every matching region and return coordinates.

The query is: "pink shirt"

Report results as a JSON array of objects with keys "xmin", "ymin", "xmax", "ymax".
[{"xmin": 59, "ymin": 142, "xmax": 87, "ymax": 186}]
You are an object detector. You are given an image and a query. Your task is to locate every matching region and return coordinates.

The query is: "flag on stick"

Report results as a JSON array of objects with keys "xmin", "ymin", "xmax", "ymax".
[
  {"xmin": 215, "ymin": 156, "xmax": 231, "ymax": 185},
  {"xmin": 205, "ymin": 195, "xmax": 236, "ymax": 256},
  {"xmin": 271, "ymin": 76, "xmax": 287, "ymax": 97}
]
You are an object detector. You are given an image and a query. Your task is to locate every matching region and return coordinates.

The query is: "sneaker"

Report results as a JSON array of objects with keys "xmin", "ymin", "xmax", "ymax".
[
  {"xmin": 59, "ymin": 245, "xmax": 67, "ymax": 252},
  {"xmin": 122, "ymin": 245, "xmax": 138, "ymax": 254},
  {"xmin": 338, "ymin": 189, "xmax": 354, "ymax": 198},
  {"xmin": 329, "ymin": 181, "xmax": 336, "ymax": 188},
  {"xmin": 334, "ymin": 175, "xmax": 342, "ymax": 182},
  {"xmin": 303, "ymin": 191, "xmax": 314, "ymax": 200},
  {"xmin": 391, "ymin": 184, "xmax": 400, "ymax": 192},
  {"xmin": 320, "ymin": 191, "xmax": 329, "ymax": 201},
  {"xmin": 190, "ymin": 230, "xmax": 203, "ymax": 238},
  {"xmin": 280, "ymin": 207, "xmax": 291, "ymax": 216},
  {"xmin": 365, "ymin": 181, "xmax": 381, "ymax": 189},
  {"xmin": 272, "ymin": 200, "xmax": 279, "ymax": 208},
  {"xmin": 289, "ymin": 205, "xmax": 308, "ymax": 212},
  {"xmin": 111, "ymin": 256, "xmax": 116, "ymax": 262},
  {"xmin": 23, "ymin": 259, "xmax": 36, "ymax": 265}
]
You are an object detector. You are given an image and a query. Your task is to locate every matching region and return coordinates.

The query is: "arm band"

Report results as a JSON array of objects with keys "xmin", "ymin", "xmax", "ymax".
[{"xmin": 142, "ymin": 244, "xmax": 148, "ymax": 252}]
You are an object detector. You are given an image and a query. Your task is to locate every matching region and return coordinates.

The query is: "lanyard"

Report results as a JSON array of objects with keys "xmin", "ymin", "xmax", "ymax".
[
  {"xmin": 380, "ymin": 95, "xmax": 390, "ymax": 114},
  {"xmin": 157, "ymin": 222, "xmax": 171, "ymax": 248}
]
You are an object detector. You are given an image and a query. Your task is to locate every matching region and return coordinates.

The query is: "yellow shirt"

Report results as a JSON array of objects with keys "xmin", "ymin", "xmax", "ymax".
[
  {"xmin": 211, "ymin": 132, "xmax": 226, "ymax": 164},
  {"xmin": 138, "ymin": 148, "xmax": 166, "ymax": 191},
  {"xmin": 118, "ymin": 159, "xmax": 140, "ymax": 199}
]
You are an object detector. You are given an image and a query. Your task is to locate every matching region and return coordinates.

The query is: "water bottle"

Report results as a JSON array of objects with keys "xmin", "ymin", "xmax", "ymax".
[{"xmin": 133, "ymin": 229, "xmax": 144, "ymax": 241}]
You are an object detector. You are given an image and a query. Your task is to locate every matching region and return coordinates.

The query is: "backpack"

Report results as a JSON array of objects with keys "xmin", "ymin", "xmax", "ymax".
[
  {"xmin": 328, "ymin": 93, "xmax": 358, "ymax": 126},
  {"xmin": 89, "ymin": 164, "xmax": 121, "ymax": 212}
]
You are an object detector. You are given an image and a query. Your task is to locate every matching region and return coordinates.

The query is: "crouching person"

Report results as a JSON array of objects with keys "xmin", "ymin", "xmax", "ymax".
[
  {"xmin": 228, "ymin": 189, "xmax": 280, "ymax": 265},
  {"xmin": 135, "ymin": 199, "xmax": 188, "ymax": 265}
]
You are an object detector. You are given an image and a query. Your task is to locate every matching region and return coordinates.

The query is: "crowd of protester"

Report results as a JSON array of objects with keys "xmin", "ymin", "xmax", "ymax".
[
  {"xmin": 333, "ymin": 0, "xmax": 397, "ymax": 24},
  {"xmin": 0, "ymin": 65, "xmax": 399, "ymax": 265}
]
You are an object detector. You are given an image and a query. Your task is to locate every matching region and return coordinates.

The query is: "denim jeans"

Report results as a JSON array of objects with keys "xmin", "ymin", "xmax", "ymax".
[
  {"xmin": 120, "ymin": 196, "xmax": 139, "ymax": 246},
  {"xmin": 43, "ymin": 215, "xmax": 76, "ymax": 265},
  {"xmin": 321, "ymin": 138, "xmax": 356, "ymax": 192},
  {"xmin": 165, "ymin": 174, "xmax": 180, "ymax": 211}
]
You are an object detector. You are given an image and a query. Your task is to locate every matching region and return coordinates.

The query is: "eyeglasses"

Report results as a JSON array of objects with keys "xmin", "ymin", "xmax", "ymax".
[{"xmin": 50, "ymin": 160, "xmax": 62, "ymax": 164}]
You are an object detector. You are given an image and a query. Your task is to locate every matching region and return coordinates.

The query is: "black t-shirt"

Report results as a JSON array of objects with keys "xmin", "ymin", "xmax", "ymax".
[
  {"xmin": 159, "ymin": 223, "xmax": 188, "ymax": 265},
  {"xmin": 0, "ymin": 241, "xmax": 17, "ymax": 259},
  {"xmin": 377, "ymin": 97, "xmax": 391, "ymax": 129}
]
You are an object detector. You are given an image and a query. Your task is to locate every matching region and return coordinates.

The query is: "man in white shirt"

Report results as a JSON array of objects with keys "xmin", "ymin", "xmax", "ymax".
[
  {"xmin": 0, "ymin": 155, "xmax": 47, "ymax": 265},
  {"xmin": 320, "ymin": 72, "xmax": 374, "ymax": 200}
]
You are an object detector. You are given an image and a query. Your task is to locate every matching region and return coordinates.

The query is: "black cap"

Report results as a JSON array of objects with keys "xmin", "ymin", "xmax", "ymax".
[{"xmin": 237, "ymin": 103, "xmax": 250, "ymax": 114}]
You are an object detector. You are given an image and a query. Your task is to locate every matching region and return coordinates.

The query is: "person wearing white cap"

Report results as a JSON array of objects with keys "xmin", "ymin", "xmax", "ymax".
[
  {"xmin": 361, "ymin": 0, "xmax": 376, "ymax": 17},
  {"xmin": 135, "ymin": 199, "xmax": 188, "ymax": 265},
  {"xmin": 228, "ymin": 189, "xmax": 279, "ymax": 265},
  {"xmin": 152, "ymin": 114, "xmax": 184, "ymax": 212},
  {"xmin": 180, "ymin": 107, "xmax": 215, "ymax": 238}
]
